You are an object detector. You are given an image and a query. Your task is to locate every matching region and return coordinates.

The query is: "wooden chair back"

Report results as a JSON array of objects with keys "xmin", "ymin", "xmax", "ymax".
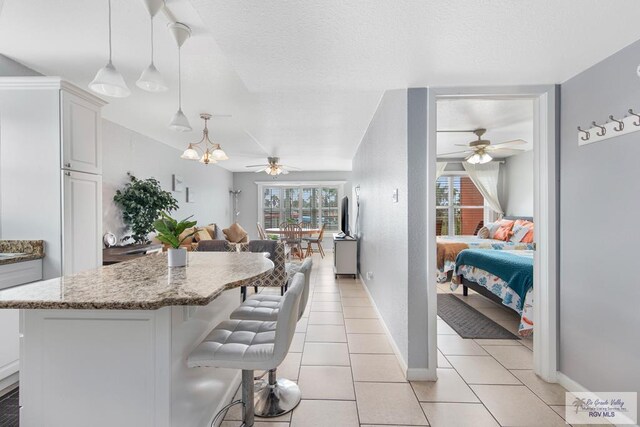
[
  {"xmin": 300, "ymin": 222, "xmax": 312, "ymax": 230},
  {"xmin": 282, "ymin": 222, "xmax": 303, "ymax": 243},
  {"xmin": 257, "ymin": 222, "xmax": 267, "ymax": 240},
  {"xmin": 316, "ymin": 223, "xmax": 326, "ymax": 242}
]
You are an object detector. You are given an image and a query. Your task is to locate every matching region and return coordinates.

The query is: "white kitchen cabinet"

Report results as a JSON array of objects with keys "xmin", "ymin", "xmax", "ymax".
[
  {"xmin": 63, "ymin": 171, "xmax": 102, "ymax": 275},
  {"xmin": 0, "ymin": 259, "xmax": 43, "ymax": 392},
  {"xmin": 61, "ymin": 90, "xmax": 102, "ymax": 174},
  {"xmin": 0, "ymin": 77, "xmax": 106, "ymax": 279}
]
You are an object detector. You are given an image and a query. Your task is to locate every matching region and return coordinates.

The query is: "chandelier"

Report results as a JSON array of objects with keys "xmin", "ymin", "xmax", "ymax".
[{"xmin": 180, "ymin": 113, "xmax": 229, "ymax": 164}]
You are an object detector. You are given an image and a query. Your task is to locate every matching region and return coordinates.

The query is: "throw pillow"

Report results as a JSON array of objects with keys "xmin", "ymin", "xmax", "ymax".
[
  {"xmin": 194, "ymin": 229, "xmax": 213, "ymax": 242},
  {"xmin": 476, "ymin": 226, "xmax": 490, "ymax": 239},
  {"xmin": 514, "ymin": 219, "xmax": 534, "ymax": 243},
  {"xmin": 179, "ymin": 227, "xmax": 197, "ymax": 245},
  {"xmin": 510, "ymin": 224, "xmax": 529, "ymax": 243},
  {"xmin": 492, "ymin": 219, "xmax": 515, "ymax": 241},
  {"xmin": 223, "ymin": 223, "xmax": 248, "ymax": 243},
  {"xmin": 202, "ymin": 224, "xmax": 217, "ymax": 239}
]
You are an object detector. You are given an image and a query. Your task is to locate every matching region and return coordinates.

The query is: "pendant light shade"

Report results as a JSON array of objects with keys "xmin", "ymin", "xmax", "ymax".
[
  {"xmin": 466, "ymin": 152, "xmax": 492, "ymax": 165},
  {"xmin": 89, "ymin": 0, "xmax": 130, "ymax": 98},
  {"xmin": 89, "ymin": 61, "xmax": 131, "ymax": 97},
  {"xmin": 211, "ymin": 144, "xmax": 229, "ymax": 161},
  {"xmin": 180, "ymin": 144, "xmax": 200, "ymax": 160},
  {"xmin": 136, "ymin": 16, "xmax": 167, "ymax": 92},
  {"xmin": 169, "ymin": 108, "xmax": 192, "ymax": 132},
  {"xmin": 199, "ymin": 150, "xmax": 217, "ymax": 165}
]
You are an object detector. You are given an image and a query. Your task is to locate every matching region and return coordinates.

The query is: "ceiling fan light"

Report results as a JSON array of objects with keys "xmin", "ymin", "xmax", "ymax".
[
  {"xmin": 89, "ymin": 61, "xmax": 130, "ymax": 98},
  {"xmin": 466, "ymin": 153, "xmax": 481, "ymax": 165},
  {"xmin": 169, "ymin": 108, "xmax": 192, "ymax": 132},
  {"xmin": 199, "ymin": 150, "xmax": 217, "ymax": 165},
  {"xmin": 136, "ymin": 63, "xmax": 168, "ymax": 92},
  {"xmin": 180, "ymin": 144, "xmax": 200, "ymax": 160},
  {"xmin": 478, "ymin": 152, "xmax": 493, "ymax": 164},
  {"xmin": 211, "ymin": 144, "xmax": 229, "ymax": 160}
]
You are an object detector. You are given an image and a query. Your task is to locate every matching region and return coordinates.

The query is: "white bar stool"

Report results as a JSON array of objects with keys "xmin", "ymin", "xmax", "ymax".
[
  {"xmin": 188, "ymin": 273, "xmax": 305, "ymax": 427},
  {"xmin": 229, "ymin": 258, "xmax": 313, "ymax": 417}
]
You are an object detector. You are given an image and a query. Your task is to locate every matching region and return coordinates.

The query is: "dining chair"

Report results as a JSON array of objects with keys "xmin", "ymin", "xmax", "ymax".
[
  {"xmin": 303, "ymin": 223, "xmax": 326, "ymax": 258},
  {"xmin": 257, "ymin": 222, "xmax": 268, "ymax": 240},
  {"xmin": 281, "ymin": 223, "xmax": 304, "ymax": 260},
  {"xmin": 299, "ymin": 222, "xmax": 312, "ymax": 231}
]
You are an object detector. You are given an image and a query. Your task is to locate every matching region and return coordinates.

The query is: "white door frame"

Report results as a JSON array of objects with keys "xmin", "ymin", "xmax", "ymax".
[{"xmin": 427, "ymin": 85, "xmax": 559, "ymax": 382}]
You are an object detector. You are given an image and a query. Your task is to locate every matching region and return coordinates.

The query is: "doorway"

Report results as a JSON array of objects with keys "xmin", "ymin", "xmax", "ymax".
[{"xmin": 426, "ymin": 86, "xmax": 559, "ymax": 383}]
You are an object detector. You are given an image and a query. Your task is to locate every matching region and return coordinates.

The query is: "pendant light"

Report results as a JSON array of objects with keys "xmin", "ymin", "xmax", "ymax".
[
  {"xmin": 89, "ymin": 0, "xmax": 131, "ymax": 98},
  {"xmin": 168, "ymin": 22, "xmax": 192, "ymax": 132},
  {"xmin": 136, "ymin": 15, "xmax": 167, "ymax": 92},
  {"xmin": 181, "ymin": 113, "xmax": 229, "ymax": 164}
]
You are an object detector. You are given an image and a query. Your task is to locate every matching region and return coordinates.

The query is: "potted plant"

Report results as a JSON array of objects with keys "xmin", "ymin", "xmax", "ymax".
[
  {"xmin": 114, "ymin": 174, "xmax": 179, "ymax": 244},
  {"xmin": 153, "ymin": 212, "xmax": 197, "ymax": 267}
]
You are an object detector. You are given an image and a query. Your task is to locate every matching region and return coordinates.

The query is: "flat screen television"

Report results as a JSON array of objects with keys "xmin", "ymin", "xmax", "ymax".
[{"xmin": 341, "ymin": 196, "xmax": 350, "ymax": 236}]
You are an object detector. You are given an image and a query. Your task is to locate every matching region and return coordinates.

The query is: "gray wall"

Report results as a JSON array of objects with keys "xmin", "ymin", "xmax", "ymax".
[
  {"xmin": 0, "ymin": 54, "xmax": 41, "ymax": 76},
  {"xmin": 353, "ymin": 89, "xmax": 408, "ymax": 362},
  {"xmin": 103, "ymin": 120, "xmax": 233, "ymax": 243},
  {"xmin": 500, "ymin": 150, "xmax": 534, "ymax": 217},
  {"xmin": 560, "ymin": 40, "xmax": 640, "ymax": 399},
  {"xmin": 231, "ymin": 171, "xmax": 352, "ymax": 245}
]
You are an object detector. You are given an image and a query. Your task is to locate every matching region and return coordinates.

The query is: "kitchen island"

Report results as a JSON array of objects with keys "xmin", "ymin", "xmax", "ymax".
[{"xmin": 0, "ymin": 252, "xmax": 273, "ymax": 427}]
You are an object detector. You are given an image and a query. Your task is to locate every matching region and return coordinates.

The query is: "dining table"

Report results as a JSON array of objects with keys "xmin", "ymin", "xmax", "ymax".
[{"xmin": 265, "ymin": 227, "xmax": 321, "ymax": 236}]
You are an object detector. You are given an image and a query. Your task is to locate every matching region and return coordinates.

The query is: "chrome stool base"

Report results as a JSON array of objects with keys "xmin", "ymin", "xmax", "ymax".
[{"xmin": 254, "ymin": 371, "xmax": 301, "ymax": 418}]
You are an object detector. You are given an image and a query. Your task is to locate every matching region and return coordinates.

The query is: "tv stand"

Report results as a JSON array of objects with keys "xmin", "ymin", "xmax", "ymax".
[{"xmin": 333, "ymin": 234, "xmax": 358, "ymax": 279}]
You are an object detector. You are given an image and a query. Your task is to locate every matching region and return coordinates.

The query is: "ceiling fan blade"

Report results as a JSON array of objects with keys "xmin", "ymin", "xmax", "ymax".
[
  {"xmin": 486, "ymin": 148, "xmax": 527, "ymax": 156},
  {"xmin": 437, "ymin": 129, "xmax": 478, "ymax": 133},
  {"xmin": 281, "ymin": 165, "xmax": 301, "ymax": 171},
  {"xmin": 454, "ymin": 143, "xmax": 472, "ymax": 147},
  {"xmin": 491, "ymin": 139, "xmax": 527, "ymax": 147},
  {"xmin": 245, "ymin": 164, "xmax": 268, "ymax": 168},
  {"xmin": 438, "ymin": 149, "xmax": 474, "ymax": 156},
  {"xmin": 280, "ymin": 169, "xmax": 290, "ymax": 175},
  {"xmin": 254, "ymin": 168, "xmax": 267, "ymax": 173}
]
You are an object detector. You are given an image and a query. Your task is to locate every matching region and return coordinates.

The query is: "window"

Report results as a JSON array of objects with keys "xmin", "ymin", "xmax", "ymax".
[
  {"xmin": 436, "ymin": 175, "xmax": 485, "ymax": 236},
  {"xmin": 260, "ymin": 183, "xmax": 341, "ymax": 231}
]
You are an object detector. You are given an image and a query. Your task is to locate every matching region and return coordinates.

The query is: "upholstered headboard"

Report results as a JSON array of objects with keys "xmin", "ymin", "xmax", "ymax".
[{"xmin": 503, "ymin": 216, "xmax": 533, "ymax": 222}]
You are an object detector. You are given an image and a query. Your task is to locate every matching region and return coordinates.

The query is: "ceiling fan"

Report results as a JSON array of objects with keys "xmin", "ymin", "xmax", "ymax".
[
  {"xmin": 438, "ymin": 128, "xmax": 527, "ymax": 164},
  {"xmin": 245, "ymin": 157, "xmax": 300, "ymax": 176}
]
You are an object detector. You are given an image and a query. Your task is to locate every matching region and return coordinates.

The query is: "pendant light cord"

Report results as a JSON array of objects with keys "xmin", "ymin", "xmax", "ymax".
[
  {"xmin": 108, "ymin": 0, "xmax": 112, "ymax": 63},
  {"xmin": 178, "ymin": 47, "xmax": 182, "ymax": 109},
  {"xmin": 150, "ymin": 16, "xmax": 154, "ymax": 65}
]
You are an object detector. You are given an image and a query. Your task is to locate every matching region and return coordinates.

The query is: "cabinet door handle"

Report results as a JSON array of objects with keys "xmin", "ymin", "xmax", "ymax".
[
  {"xmin": 64, "ymin": 171, "xmax": 71, "ymax": 176},
  {"xmin": 64, "ymin": 162, "xmax": 71, "ymax": 168}
]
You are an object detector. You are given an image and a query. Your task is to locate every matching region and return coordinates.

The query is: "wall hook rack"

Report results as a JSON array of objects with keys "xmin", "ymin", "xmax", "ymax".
[{"xmin": 578, "ymin": 108, "xmax": 640, "ymax": 146}]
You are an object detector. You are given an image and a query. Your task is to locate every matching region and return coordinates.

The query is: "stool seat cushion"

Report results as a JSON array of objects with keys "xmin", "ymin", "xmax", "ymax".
[
  {"xmin": 188, "ymin": 320, "xmax": 278, "ymax": 371},
  {"xmin": 229, "ymin": 296, "xmax": 281, "ymax": 321}
]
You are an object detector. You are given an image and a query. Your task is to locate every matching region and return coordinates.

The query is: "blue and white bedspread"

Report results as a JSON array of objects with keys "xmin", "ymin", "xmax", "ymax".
[
  {"xmin": 451, "ymin": 250, "xmax": 534, "ymax": 336},
  {"xmin": 436, "ymin": 236, "xmax": 535, "ymax": 283}
]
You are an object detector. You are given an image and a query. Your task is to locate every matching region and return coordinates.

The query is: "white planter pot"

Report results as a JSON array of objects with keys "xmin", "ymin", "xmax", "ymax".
[{"xmin": 167, "ymin": 248, "xmax": 187, "ymax": 268}]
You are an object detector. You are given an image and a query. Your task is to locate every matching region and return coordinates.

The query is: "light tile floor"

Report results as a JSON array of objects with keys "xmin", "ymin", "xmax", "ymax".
[{"xmin": 222, "ymin": 254, "xmax": 575, "ymax": 426}]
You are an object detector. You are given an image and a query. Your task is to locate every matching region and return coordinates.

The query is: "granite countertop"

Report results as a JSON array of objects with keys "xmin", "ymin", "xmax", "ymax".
[
  {"xmin": 0, "ymin": 252, "xmax": 273, "ymax": 310},
  {"xmin": 0, "ymin": 240, "xmax": 45, "ymax": 266}
]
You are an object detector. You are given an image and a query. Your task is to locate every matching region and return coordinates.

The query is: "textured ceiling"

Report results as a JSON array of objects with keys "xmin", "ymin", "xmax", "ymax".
[{"xmin": 1, "ymin": 0, "xmax": 640, "ymax": 171}]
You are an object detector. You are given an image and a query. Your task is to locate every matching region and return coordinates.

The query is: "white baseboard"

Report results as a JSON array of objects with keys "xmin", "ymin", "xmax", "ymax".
[
  {"xmin": 358, "ymin": 273, "xmax": 410, "ymax": 378},
  {"xmin": 557, "ymin": 371, "xmax": 639, "ymax": 427},
  {"xmin": 0, "ymin": 372, "xmax": 19, "ymax": 397}
]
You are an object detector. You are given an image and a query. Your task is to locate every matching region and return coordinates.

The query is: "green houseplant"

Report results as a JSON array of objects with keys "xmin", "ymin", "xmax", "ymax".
[
  {"xmin": 153, "ymin": 213, "xmax": 197, "ymax": 267},
  {"xmin": 113, "ymin": 174, "xmax": 178, "ymax": 244}
]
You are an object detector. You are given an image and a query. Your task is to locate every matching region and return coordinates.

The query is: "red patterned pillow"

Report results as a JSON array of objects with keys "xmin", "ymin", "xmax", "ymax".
[{"xmin": 492, "ymin": 219, "xmax": 515, "ymax": 241}]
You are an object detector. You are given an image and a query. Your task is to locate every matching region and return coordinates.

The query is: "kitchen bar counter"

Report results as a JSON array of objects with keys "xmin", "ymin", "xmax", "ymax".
[
  {"xmin": 1, "ymin": 252, "xmax": 275, "ymax": 427},
  {"xmin": 0, "ymin": 239, "xmax": 44, "ymax": 266},
  {"xmin": 0, "ymin": 252, "xmax": 272, "ymax": 309}
]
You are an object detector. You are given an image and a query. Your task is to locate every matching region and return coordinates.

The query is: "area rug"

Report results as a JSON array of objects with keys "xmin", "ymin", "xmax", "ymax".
[{"xmin": 437, "ymin": 294, "xmax": 520, "ymax": 340}]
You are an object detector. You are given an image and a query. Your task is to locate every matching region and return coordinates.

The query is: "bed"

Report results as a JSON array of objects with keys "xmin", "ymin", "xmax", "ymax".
[
  {"xmin": 451, "ymin": 249, "xmax": 534, "ymax": 336},
  {"xmin": 436, "ymin": 216, "xmax": 535, "ymax": 283}
]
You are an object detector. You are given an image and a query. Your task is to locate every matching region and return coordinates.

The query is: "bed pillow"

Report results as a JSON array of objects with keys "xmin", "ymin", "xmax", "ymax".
[
  {"xmin": 491, "ymin": 219, "xmax": 515, "ymax": 241},
  {"xmin": 476, "ymin": 226, "xmax": 490, "ymax": 239},
  {"xmin": 510, "ymin": 225, "xmax": 529, "ymax": 243},
  {"xmin": 514, "ymin": 219, "xmax": 534, "ymax": 243}
]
